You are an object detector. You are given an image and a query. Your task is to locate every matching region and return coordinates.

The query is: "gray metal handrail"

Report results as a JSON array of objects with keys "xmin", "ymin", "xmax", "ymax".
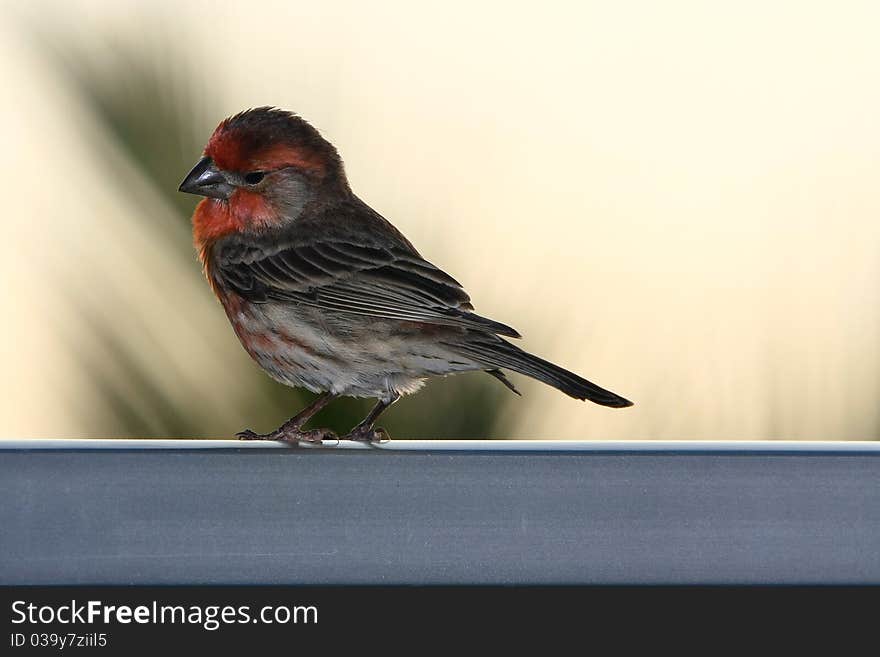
[
  {"xmin": 4, "ymin": 438, "xmax": 879, "ymax": 452},
  {"xmin": 2, "ymin": 439, "xmax": 879, "ymax": 585}
]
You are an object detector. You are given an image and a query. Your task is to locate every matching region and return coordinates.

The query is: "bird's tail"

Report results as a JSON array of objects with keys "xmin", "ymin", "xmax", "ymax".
[{"xmin": 446, "ymin": 335, "xmax": 633, "ymax": 408}]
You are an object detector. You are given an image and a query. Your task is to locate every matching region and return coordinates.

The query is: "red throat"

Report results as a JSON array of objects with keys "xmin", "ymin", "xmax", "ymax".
[{"xmin": 192, "ymin": 191, "xmax": 283, "ymax": 267}]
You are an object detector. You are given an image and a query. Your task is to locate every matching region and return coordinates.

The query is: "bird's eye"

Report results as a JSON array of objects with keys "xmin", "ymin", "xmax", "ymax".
[{"xmin": 244, "ymin": 171, "xmax": 265, "ymax": 185}]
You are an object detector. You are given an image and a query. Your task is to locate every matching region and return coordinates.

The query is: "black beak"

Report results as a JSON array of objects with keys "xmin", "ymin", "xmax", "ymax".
[{"xmin": 178, "ymin": 157, "xmax": 235, "ymax": 200}]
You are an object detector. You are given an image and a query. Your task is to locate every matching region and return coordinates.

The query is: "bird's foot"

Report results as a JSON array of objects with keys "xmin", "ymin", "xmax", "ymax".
[
  {"xmin": 343, "ymin": 426, "xmax": 391, "ymax": 443},
  {"xmin": 236, "ymin": 427, "xmax": 337, "ymax": 444}
]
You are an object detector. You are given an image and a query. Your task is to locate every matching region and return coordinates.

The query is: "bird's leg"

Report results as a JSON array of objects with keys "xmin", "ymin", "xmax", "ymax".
[
  {"xmin": 344, "ymin": 393, "xmax": 400, "ymax": 443},
  {"xmin": 237, "ymin": 392, "xmax": 338, "ymax": 444}
]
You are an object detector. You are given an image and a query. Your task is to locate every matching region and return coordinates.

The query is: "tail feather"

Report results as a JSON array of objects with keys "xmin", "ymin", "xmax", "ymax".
[
  {"xmin": 447, "ymin": 336, "xmax": 633, "ymax": 408},
  {"xmin": 485, "ymin": 368, "xmax": 522, "ymax": 396}
]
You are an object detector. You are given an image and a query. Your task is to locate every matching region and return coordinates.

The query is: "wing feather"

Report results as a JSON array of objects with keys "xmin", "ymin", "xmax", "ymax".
[{"xmin": 215, "ymin": 239, "xmax": 521, "ymax": 338}]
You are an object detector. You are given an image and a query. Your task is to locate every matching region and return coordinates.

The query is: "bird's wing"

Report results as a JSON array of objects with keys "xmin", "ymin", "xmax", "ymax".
[{"xmin": 214, "ymin": 239, "xmax": 522, "ymax": 338}]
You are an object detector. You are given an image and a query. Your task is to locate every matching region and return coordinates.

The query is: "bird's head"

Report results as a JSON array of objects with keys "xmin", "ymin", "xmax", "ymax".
[{"xmin": 180, "ymin": 107, "xmax": 347, "ymax": 245}]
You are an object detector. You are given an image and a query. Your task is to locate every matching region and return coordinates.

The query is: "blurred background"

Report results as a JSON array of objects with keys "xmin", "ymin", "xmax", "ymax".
[{"xmin": 2, "ymin": 0, "xmax": 879, "ymax": 440}]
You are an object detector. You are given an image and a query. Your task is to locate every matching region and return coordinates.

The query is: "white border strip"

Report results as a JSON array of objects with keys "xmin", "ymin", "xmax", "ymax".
[{"xmin": 1, "ymin": 438, "xmax": 879, "ymax": 452}]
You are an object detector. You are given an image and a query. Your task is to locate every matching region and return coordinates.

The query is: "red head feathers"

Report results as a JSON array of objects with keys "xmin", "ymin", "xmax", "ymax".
[
  {"xmin": 185, "ymin": 107, "xmax": 347, "ymax": 257},
  {"xmin": 205, "ymin": 107, "xmax": 342, "ymax": 177}
]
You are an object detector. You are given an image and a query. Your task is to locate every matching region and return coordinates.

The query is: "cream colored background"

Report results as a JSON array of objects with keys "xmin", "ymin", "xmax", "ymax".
[{"xmin": 3, "ymin": 1, "xmax": 879, "ymax": 439}]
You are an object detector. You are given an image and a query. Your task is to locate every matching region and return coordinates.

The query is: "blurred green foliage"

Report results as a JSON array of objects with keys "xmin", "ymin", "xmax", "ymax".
[{"xmin": 40, "ymin": 36, "xmax": 511, "ymax": 439}]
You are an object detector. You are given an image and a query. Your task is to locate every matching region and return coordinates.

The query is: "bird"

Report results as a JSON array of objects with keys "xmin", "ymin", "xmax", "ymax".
[{"xmin": 179, "ymin": 107, "xmax": 632, "ymax": 443}]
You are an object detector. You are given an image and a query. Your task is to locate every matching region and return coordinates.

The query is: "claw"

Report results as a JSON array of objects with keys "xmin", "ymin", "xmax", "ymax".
[
  {"xmin": 235, "ymin": 427, "xmax": 337, "ymax": 444},
  {"xmin": 290, "ymin": 428, "xmax": 336, "ymax": 444},
  {"xmin": 344, "ymin": 426, "xmax": 391, "ymax": 443}
]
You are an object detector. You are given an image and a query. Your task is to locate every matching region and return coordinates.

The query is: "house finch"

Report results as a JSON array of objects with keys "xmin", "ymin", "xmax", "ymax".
[{"xmin": 179, "ymin": 107, "xmax": 632, "ymax": 443}]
